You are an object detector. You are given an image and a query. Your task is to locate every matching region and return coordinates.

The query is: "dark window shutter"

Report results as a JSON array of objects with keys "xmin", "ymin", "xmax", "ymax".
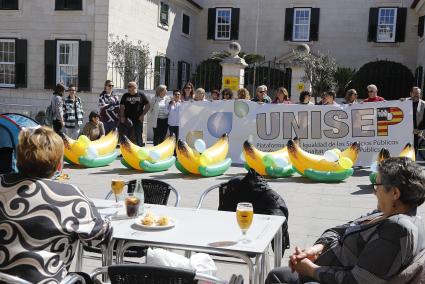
[
  {"xmin": 367, "ymin": 8, "xmax": 379, "ymax": 42},
  {"xmin": 186, "ymin": 64, "xmax": 191, "ymax": 85},
  {"xmin": 1, "ymin": 0, "xmax": 18, "ymax": 9},
  {"xmin": 44, "ymin": 40, "xmax": 56, "ymax": 90},
  {"xmin": 207, "ymin": 8, "xmax": 216, "ymax": 40},
  {"xmin": 182, "ymin": 14, "xmax": 190, "ymax": 35},
  {"xmin": 154, "ymin": 56, "xmax": 160, "ymax": 88},
  {"xmin": 177, "ymin": 61, "xmax": 182, "ymax": 90},
  {"xmin": 55, "ymin": 0, "xmax": 65, "ymax": 10},
  {"xmin": 284, "ymin": 8, "xmax": 294, "ymax": 41},
  {"xmin": 160, "ymin": 2, "xmax": 169, "ymax": 25},
  {"xmin": 15, "ymin": 39, "xmax": 27, "ymax": 88},
  {"xmin": 309, "ymin": 8, "xmax": 320, "ymax": 41},
  {"xmin": 415, "ymin": 66, "xmax": 423, "ymax": 88},
  {"xmin": 78, "ymin": 41, "xmax": 91, "ymax": 91},
  {"xmin": 395, "ymin": 8, "xmax": 407, "ymax": 42},
  {"xmin": 419, "ymin": 16, "xmax": 424, "ymax": 37},
  {"xmin": 165, "ymin": 58, "xmax": 171, "ymax": 87},
  {"xmin": 230, "ymin": 8, "xmax": 240, "ymax": 40}
]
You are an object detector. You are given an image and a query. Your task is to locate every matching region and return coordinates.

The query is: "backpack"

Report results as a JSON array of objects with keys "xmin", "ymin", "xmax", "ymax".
[{"xmin": 45, "ymin": 103, "xmax": 53, "ymax": 126}]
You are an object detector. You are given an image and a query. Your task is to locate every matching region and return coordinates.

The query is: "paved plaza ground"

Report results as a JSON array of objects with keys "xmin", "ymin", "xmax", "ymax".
[{"xmin": 64, "ymin": 158, "xmax": 425, "ymax": 280}]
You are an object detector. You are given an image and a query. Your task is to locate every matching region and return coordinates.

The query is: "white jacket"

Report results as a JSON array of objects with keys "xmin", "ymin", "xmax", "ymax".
[{"xmin": 148, "ymin": 95, "xmax": 171, "ymax": 128}]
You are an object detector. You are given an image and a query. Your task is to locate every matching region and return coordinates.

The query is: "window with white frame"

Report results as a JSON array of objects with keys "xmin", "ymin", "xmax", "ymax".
[
  {"xmin": 159, "ymin": 56, "xmax": 167, "ymax": 85},
  {"xmin": 56, "ymin": 40, "xmax": 79, "ymax": 87},
  {"xmin": 293, "ymin": 8, "xmax": 311, "ymax": 41},
  {"xmin": 377, "ymin": 8, "xmax": 397, "ymax": 42},
  {"xmin": 215, "ymin": 8, "xmax": 231, "ymax": 40},
  {"xmin": 0, "ymin": 39, "xmax": 15, "ymax": 87}
]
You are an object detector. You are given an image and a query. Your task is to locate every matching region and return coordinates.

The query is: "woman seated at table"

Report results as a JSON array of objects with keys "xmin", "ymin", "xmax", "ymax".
[
  {"xmin": 266, "ymin": 157, "xmax": 425, "ymax": 284},
  {"xmin": 0, "ymin": 126, "xmax": 111, "ymax": 283}
]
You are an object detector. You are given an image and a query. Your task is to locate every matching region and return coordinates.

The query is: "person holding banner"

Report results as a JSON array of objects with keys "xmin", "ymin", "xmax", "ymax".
[
  {"xmin": 266, "ymin": 157, "xmax": 425, "ymax": 284},
  {"xmin": 343, "ymin": 89, "xmax": 358, "ymax": 104},
  {"xmin": 237, "ymin": 88, "xmax": 250, "ymax": 100},
  {"xmin": 273, "ymin": 87, "xmax": 292, "ymax": 104},
  {"xmin": 322, "ymin": 91, "xmax": 339, "ymax": 106},
  {"xmin": 299, "ymin": 91, "xmax": 313, "ymax": 105},
  {"xmin": 194, "ymin": 88, "xmax": 208, "ymax": 101},
  {"xmin": 211, "ymin": 89, "xmax": 221, "ymax": 101},
  {"xmin": 408, "ymin": 87, "xmax": 425, "ymax": 152},
  {"xmin": 363, "ymin": 84, "xmax": 385, "ymax": 103},
  {"xmin": 182, "ymin": 82, "xmax": 194, "ymax": 101},
  {"xmin": 221, "ymin": 88, "xmax": 233, "ymax": 100},
  {"xmin": 252, "ymin": 85, "xmax": 271, "ymax": 103}
]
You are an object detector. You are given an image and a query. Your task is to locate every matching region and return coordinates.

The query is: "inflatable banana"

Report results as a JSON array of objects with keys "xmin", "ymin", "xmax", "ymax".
[
  {"xmin": 62, "ymin": 130, "xmax": 118, "ymax": 167},
  {"xmin": 242, "ymin": 141, "xmax": 295, "ymax": 178},
  {"xmin": 120, "ymin": 135, "xmax": 176, "ymax": 172},
  {"xmin": 369, "ymin": 143, "xmax": 415, "ymax": 184},
  {"xmin": 287, "ymin": 140, "xmax": 359, "ymax": 182},
  {"xmin": 176, "ymin": 134, "xmax": 232, "ymax": 177}
]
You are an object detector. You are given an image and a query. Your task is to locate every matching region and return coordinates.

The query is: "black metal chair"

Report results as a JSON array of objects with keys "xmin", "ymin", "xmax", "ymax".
[
  {"xmin": 0, "ymin": 272, "xmax": 85, "ymax": 284},
  {"xmin": 90, "ymin": 264, "xmax": 229, "ymax": 284},
  {"xmin": 76, "ymin": 179, "xmax": 180, "ymax": 269}
]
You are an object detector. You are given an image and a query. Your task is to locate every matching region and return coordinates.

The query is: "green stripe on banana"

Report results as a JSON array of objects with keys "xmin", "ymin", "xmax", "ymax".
[
  {"xmin": 304, "ymin": 168, "xmax": 354, "ymax": 183},
  {"xmin": 198, "ymin": 158, "xmax": 232, "ymax": 177},
  {"xmin": 140, "ymin": 156, "xmax": 176, "ymax": 172},
  {"xmin": 265, "ymin": 165, "xmax": 296, "ymax": 178},
  {"xmin": 79, "ymin": 151, "xmax": 118, "ymax": 168},
  {"xmin": 175, "ymin": 159, "xmax": 190, "ymax": 174}
]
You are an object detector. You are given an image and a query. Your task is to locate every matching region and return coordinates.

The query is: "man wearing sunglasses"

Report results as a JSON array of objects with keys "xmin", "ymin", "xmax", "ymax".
[
  {"xmin": 363, "ymin": 84, "xmax": 385, "ymax": 103},
  {"xmin": 119, "ymin": 81, "xmax": 150, "ymax": 146}
]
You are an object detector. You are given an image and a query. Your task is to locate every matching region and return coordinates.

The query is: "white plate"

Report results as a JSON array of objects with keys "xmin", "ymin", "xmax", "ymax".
[{"xmin": 134, "ymin": 217, "xmax": 176, "ymax": 230}]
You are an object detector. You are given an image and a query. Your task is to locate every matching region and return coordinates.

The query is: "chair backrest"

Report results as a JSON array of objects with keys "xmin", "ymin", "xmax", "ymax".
[
  {"xmin": 0, "ymin": 272, "xmax": 31, "ymax": 284},
  {"xmin": 0, "ymin": 272, "xmax": 85, "ymax": 284},
  {"xmin": 388, "ymin": 249, "xmax": 425, "ymax": 284},
  {"xmin": 105, "ymin": 179, "xmax": 180, "ymax": 207},
  {"xmin": 196, "ymin": 184, "xmax": 222, "ymax": 209},
  {"xmin": 128, "ymin": 179, "xmax": 180, "ymax": 207}
]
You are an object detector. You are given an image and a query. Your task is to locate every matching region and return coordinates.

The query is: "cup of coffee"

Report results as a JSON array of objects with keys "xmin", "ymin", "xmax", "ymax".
[{"xmin": 125, "ymin": 194, "xmax": 140, "ymax": 218}]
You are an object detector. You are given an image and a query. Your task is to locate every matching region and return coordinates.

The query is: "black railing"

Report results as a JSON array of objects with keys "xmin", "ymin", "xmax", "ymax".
[{"xmin": 107, "ymin": 60, "xmax": 291, "ymax": 95}]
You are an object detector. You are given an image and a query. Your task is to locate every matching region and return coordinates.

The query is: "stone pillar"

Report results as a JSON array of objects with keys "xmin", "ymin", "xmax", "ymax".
[
  {"xmin": 220, "ymin": 42, "xmax": 248, "ymax": 97},
  {"xmin": 289, "ymin": 65, "xmax": 311, "ymax": 103}
]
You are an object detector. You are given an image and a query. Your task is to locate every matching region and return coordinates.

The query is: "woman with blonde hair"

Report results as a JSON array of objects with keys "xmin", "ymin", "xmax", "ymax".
[
  {"xmin": 273, "ymin": 87, "xmax": 291, "ymax": 104},
  {"xmin": 149, "ymin": 84, "xmax": 171, "ymax": 145},
  {"xmin": 194, "ymin": 88, "xmax": 208, "ymax": 101},
  {"xmin": 0, "ymin": 126, "xmax": 110, "ymax": 283},
  {"xmin": 237, "ymin": 88, "xmax": 250, "ymax": 100}
]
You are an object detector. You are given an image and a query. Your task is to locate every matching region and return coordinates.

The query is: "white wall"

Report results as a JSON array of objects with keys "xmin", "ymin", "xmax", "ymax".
[
  {"xmin": 108, "ymin": 0, "xmax": 201, "ymax": 90},
  {"xmin": 194, "ymin": 0, "xmax": 418, "ymax": 72}
]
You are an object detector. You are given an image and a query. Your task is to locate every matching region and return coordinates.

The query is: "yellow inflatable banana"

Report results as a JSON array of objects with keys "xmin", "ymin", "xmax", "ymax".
[
  {"xmin": 176, "ymin": 134, "xmax": 231, "ymax": 177},
  {"xmin": 242, "ymin": 141, "xmax": 294, "ymax": 177},
  {"xmin": 287, "ymin": 140, "xmax": 360, "ymax": 175},
  {"xmin": 370, "ymin": 143, "xmax": 415, "ymax": 183},
  {"xmin": 62, "ymin": 131, "xmax": 118, "ymax": 167},
  {"xmin": 120, "ymin": 135, "xmax": 176, "ymax": 172}
]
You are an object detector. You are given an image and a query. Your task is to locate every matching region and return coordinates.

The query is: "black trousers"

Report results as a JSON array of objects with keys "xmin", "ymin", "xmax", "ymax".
[
  {"xmin": 0, "ymin": 147, "xmax": 13, "ymax": 174},
  {"xmin": 153, "ymin": 118, "xmax": 169, "ymax": 146},
  {"xmin": 266, "ymin": 267, "xmax": 318, "ymax": 284},
  {"xmin": 169, "ymin": 126, "xmax": 179, "ymax": 140},
  {"xmin": 53, "ymin": 119, "xmax": 63, "ymax": 135}
]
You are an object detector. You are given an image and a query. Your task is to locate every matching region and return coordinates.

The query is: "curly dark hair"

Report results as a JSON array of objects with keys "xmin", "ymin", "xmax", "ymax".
[{"xmin": 378, "ymin": 157, "xmax": 425, "ymax": 207}]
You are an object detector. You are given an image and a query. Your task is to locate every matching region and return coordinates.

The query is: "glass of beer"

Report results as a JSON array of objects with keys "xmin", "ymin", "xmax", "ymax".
[
  {"xmin": 125, "ymin": 193, "xmax": 141, "ymax": 218},
  {"xmin": 236, "ymin": 202, "xmax": 254, "ymax": 244},
  {"xmin": 111, "ymin": 179, "xmax": 126, "ymax": 207}
]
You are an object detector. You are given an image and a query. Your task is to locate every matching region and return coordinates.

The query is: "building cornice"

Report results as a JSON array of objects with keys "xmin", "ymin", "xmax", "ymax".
[{"xmin": 186, "ymin": 0, "xmax": 202, "ymax": 10}]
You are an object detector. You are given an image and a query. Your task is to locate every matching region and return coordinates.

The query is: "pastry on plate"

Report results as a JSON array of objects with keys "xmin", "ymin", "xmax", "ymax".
[{"xmin": 157, "ymin": 215, "xmax": 169, "ymax": 226}]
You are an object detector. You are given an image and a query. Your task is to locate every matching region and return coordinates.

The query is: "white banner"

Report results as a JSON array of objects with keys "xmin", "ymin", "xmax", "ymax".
[{"xmin": 179, "ymin": 100, "xmax": 413, "ymax": 166}]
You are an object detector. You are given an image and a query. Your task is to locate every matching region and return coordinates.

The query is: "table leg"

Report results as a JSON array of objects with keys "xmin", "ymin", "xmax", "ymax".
[
  {"xmin": 116, "ymin": 240, "xmax": 126, "ymax": 264},
  {"xmin": 75, "ymin": 241, "xmax": 83, "ymax": 272},
  {"xmin": 259, "ymin": 253, "xmax": 266, "ymax": 284},
  {"xmin": 274, "ymin": 227, "xmax": 282, "ymax": 268}
]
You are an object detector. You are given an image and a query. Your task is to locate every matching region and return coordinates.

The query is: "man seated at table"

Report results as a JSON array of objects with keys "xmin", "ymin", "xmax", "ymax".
[
  {"xmin": 266, "ymin": 157, "xmax": 425, "ymax": 284},
  {"xmin": 0, "ymin": 126, "xmax": 111, "ymax": 283}
]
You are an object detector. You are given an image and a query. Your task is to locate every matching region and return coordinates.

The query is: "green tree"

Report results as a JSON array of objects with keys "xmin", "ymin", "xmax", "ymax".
[
  {"xmin": 108, "ymin": 34, "xmax": 150, "ymax": 86},
  {"xmin": 334, "ymin": 67, "xmax": 356, "ymax": 97},
  {"xmin": 292, "ymin": 51, "xmax": 337, "ymax": 103}
]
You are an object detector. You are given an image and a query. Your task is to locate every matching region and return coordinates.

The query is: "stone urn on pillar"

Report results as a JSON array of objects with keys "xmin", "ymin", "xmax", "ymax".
[{"xmin": 220, "ymin": 42, "xmax": 248, "ymax": 97}]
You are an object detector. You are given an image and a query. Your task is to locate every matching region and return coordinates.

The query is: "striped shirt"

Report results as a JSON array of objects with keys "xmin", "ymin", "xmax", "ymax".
[
  {"xmin": 63, "ymin": 95, "xmax": 84, "ymax": 128},
  {"xmin": 313, "ymin": 209, "xmax": 425, "ymax": 283}
]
